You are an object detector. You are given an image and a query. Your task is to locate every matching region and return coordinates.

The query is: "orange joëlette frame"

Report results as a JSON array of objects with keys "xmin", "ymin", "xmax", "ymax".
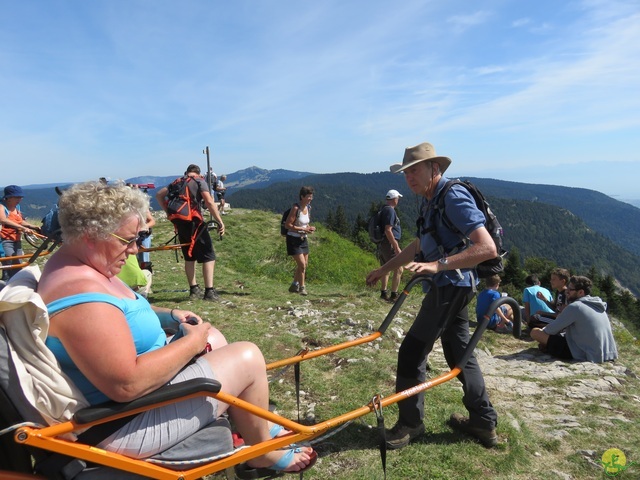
[
  {"xmin": 2, "ymin": 220, "xmax": 220, "ymax": 273},
  {"xmin": 11, "ymin": 275, "xmax": 522, "ymax": 480}
]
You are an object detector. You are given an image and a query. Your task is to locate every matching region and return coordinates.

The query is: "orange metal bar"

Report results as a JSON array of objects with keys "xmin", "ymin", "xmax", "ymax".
[
  {"xmin": 0, "ymin": 250, "xmax": 54, "ymax": 263},
  {"xmin": 266, "ymin": 331, "xmax": 382, "ymax": 370},
  {"xmin": 138, "ymin": 243, "xmax": 190, "ymax": 252},
  {"xmin": 16, "ymin": 366, "xmax": 461, "ymax": 480},
  {"xmin": 0, "ymin": 242, "xmax": 187, "ymax": 269},
  {"xmin": 10, "ymin": 274, "xmax": 489, "ymax": 479}
]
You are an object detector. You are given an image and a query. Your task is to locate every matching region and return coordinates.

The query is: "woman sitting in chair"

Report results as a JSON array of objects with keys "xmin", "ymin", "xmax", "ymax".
[{"xmin": 38, "ymin": 181, "xmax": 315, "ymax": 475}]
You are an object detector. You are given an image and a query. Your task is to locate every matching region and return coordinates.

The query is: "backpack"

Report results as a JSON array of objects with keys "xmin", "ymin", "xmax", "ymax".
[
  {"xmin": 166, "ymin": 176, "xmax": 203, "ymax": 223},
  {"xmin": 429, "ymin": 180, "xmax": 506, "ymax": 278},
  {"xmin": 280, "ymin": 203, "xmax": 308, "ymax": 236},
  {"xmin": 368, "ymin": 206, "xmax": 394, "ymax": 244},
  {"xmin": 41, "ymin": 204, "xmax": 62, "ymax": 242}
]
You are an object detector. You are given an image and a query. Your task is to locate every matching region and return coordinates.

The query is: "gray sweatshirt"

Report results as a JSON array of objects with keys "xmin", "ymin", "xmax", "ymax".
[{"xmin": 543, "ymin": 295, "xmax": 618, "ymax": 363}]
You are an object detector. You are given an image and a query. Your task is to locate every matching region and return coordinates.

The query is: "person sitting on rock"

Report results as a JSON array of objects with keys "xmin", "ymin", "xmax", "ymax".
[
  {"xmin": 522, "ymin": 274, "xmax": 554, "ymax": 328},
  {"xmin": 530, "ymin": 276, "xmax": 618, "ymax": 363},
  {"xmin": 528, "ymin": 267, "xmax": 570, "ymax": 328},
  {"xmin": 475, "ymin": 274, "xmax": 513, "ymax": 333}
]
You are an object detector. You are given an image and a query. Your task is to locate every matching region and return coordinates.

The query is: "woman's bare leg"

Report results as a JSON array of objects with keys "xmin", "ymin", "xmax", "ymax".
[
  {"xmin": 292, "ymin": 253, "xmax": 307, "ymax": 286},
  {"xmin": 204, "ymin": 342, "xmax": 313, "ymax": 470}
]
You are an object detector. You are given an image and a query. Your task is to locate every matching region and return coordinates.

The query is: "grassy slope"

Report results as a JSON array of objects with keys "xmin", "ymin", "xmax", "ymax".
[{"xmin": 28, "ymin": 208, "xmax": 637, "ymax": 480}]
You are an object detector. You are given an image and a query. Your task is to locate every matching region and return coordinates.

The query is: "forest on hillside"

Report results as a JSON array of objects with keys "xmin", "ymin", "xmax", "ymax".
[
  {"xmin": 228, "ymin": 179, "xmax": 640, "ymax": 297},
  {"xmin": 14, "ymin": 170, "xmax": 640, "ymax": 296}
]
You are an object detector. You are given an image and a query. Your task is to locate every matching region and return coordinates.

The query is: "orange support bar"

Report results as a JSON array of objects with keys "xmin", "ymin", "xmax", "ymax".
[
  {"xmin": 15, "ymin": 366, "xmax": 462, "ymax": 480},
  {"xmin": 10, "ymin": 274, "xmax": 503, "ymax": 480}
]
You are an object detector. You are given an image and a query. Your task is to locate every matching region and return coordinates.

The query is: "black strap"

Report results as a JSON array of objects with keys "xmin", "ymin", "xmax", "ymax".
[
  {"xmin": 373, "ymin": 395, "xmax": 387, "ymax": 480},
  {"xmin": 76, "ymin": 415, "xmax": 136, "ymax": 445},
  {"xmin": 294, "ymin": 361, "xmax": 304, "ymax": 480},
  {"xmin": 294, "ymin": 362, "xmax": 301, "ymax": 423}
]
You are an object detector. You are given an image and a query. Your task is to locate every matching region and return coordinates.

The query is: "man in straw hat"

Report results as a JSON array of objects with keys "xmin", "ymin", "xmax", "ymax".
[{"xmin": 367, "ymin": 142, "xmax": 498, "ymax": 449}]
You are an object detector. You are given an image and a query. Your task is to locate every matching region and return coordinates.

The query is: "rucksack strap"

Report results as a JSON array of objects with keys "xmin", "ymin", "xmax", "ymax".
[{"xmin": 417, "ymin": 184, "xmax": 465, "ymax": 280}]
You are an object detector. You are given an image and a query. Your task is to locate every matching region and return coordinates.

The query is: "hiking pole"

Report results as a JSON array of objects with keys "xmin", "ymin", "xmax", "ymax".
[
  {"xmin": 203, "ymin": 146, "xmax": 212, "ymax": 193},
  {"xmin": 203, "ymin": 145, "xmax": 216, "ymax": 225}
]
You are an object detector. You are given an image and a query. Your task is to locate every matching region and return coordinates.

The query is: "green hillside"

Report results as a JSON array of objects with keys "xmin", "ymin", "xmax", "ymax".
[
  {"xmin": 12, "ymin": 208, "xmax": 640, "ymax": 479},
  {"xmin": 135, "ymin": 210, "xmax": 639, "ymax": 480}
]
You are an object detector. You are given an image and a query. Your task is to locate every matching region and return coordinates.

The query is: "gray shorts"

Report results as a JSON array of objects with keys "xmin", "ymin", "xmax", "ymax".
[
  {"xmin": 377, "ymin": 240, "xmax": 397, "ymax": 265},
  {"xmin": 97, "ymin": 357, "xmax": 219, "ymax": 459}
]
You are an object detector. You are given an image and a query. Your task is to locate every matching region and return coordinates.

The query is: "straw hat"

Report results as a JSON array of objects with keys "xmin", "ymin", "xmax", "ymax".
[{"xmin": 390, "ymin": 142, "xmax": 451, "ymax": 174}]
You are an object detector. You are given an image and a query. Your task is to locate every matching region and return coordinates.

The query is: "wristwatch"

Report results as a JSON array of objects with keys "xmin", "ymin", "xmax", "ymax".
[{"xmin": 438, "ymin": 257, "xmax": 448, "ymax": 268}]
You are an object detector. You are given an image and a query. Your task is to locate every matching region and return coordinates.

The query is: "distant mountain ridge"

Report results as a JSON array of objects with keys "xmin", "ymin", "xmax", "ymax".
[{"xmin": 10, "ymin": 168, "xmax": 640, "ymax": 294}]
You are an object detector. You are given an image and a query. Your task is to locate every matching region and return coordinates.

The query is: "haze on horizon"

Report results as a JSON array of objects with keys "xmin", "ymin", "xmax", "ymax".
[{"xmin": 1, "ymin": 1, "xmax": 639, "ymax": 199}]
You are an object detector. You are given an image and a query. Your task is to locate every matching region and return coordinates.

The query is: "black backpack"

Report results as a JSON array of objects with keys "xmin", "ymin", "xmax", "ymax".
[
  {"xmin": 367, "ymin": 211, "xmax": 383, "ymax": 244},
  {"xmin": 426, "ymin": 180, "xmax": 506, "ymax": 278},
  {"xmin": 368, "ymin": 205, "xmax": 395, "ymax": 244},
  {"xmin": 166, "ymin": 176, "xmax": 203, "ymax": 223}
]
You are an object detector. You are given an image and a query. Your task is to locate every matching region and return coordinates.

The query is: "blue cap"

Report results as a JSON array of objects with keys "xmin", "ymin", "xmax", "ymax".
[{"xmin": 3, "ymin": 185, "xmax": 24, "ymax": 199}]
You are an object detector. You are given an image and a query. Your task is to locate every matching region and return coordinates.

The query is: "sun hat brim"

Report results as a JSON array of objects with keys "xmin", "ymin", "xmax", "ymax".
[
  {"xmin": 390, "ymin": 155, "xmax": 451, "ymax": 174},
  {"xmin": 390, "ymin": 142, "xmax": 452, "ymax": 174}
]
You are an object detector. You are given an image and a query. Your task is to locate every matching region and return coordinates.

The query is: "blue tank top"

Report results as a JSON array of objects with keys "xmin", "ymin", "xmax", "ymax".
[{"xmin": 45, "ymin": 292, "xmax": 166, "ymax": 405}]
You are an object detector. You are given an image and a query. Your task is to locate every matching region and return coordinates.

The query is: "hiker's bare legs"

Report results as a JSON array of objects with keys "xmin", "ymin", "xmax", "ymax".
[
  {"xmin": 391, "ymin": 266, "xmax": 403, "ymax": 293},
  {"xmin": 292, "ymin": 253, "xmax": 307, "ymax": 287},
  {"xmin": 184, "ymin": 260, "xmax": 215, "ymax": 289},
  {"xmin": 202, "ymin": 260, "xmax": 215, "ymax": 289},
  {"xmin": 185, "ymin": 260, "xmax": 197, "ymax": 287},
  {"xmin": 206, "ymin": 342, "xmax": 314, "ymax": 470},
  {"xmin": 380, "ymin": 272, "xmax": 390, "ymax": 292}
]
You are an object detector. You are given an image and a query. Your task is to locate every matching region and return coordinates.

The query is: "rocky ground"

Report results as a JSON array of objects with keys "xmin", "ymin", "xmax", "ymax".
[{"xmin": 280, "ymin": 302, "xmax": 640, "ymax": 479}]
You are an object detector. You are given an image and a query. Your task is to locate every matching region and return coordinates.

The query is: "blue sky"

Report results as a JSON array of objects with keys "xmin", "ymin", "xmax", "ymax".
[{"xmin": 2, "ymin": 0, "xmax": 639, "ymax": 199}]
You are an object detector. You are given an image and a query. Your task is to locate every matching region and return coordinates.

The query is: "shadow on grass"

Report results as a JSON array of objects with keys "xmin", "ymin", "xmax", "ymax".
[{"xmin": 309, "ymin": 420, "xmax": 472, "ymax": 459}]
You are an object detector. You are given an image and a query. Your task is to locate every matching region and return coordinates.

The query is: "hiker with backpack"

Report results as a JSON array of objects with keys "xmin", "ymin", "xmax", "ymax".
[
  {"xmin": 284, "ymin": 186, "xmax": 316, "ymax": 296},
  {"xmin": 376, "ymin": 189, "xmax": 404, "ymax": 302},
  {"xmin": 366, "ymin": 142, "xmax": 500, "ymax": 449},
  {"xmin": 156, "ymin": 164, "xmax": 225, "ymax": 301},
  {"xmin": 1, "ymin": 185, "xmax": 41, "ymax": 280},
  {"xmin": 215, "ymin": 175, "xmax": 228, "ymax": 214}
]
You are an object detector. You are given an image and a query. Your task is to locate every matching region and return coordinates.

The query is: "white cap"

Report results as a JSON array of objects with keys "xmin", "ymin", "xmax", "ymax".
[{"xmin": 386, "ymin": 189, "xmax": 403, "ymax": 200}]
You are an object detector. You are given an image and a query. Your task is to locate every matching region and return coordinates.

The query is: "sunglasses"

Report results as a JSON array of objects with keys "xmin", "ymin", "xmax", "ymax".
[{"xmin": 110, "ymin": 232, "xmax": 141, "ymax": 247}]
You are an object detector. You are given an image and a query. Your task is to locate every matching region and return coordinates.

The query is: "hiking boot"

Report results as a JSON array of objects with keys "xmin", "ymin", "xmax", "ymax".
[
  {"xmin": 189, "ymin": 285, "xmax": 202, "ymax": 300},
  {"xmin": 288, "ymin": 282, "xmax": 300, "ymax": 293},
  {"xmin": 384, "ymin": 422, "xmax": 425, "ymax": 450},
  {"xmin": 203, "ymin": 289, "xmax": 220, "ymax": 302},
  {"xmin": 389, "ymin": 291, "xmax": 399, "ymax": 302},
  {"xmin": 299, "ymin": 285, "xmax": 308, "ymax": 296},
  {"xmin": 380, "ymin": 289, "xmax": 390, "ymax": 301},
  {"xmin": 448, "ymin": 413, "xmax": 497, "ymax": 448}
]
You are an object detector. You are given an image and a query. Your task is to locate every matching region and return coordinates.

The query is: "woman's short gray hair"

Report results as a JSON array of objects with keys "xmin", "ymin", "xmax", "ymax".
[{"xmin": 58, "ymin": 181, "xmax": 149, "ymax": 243}]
